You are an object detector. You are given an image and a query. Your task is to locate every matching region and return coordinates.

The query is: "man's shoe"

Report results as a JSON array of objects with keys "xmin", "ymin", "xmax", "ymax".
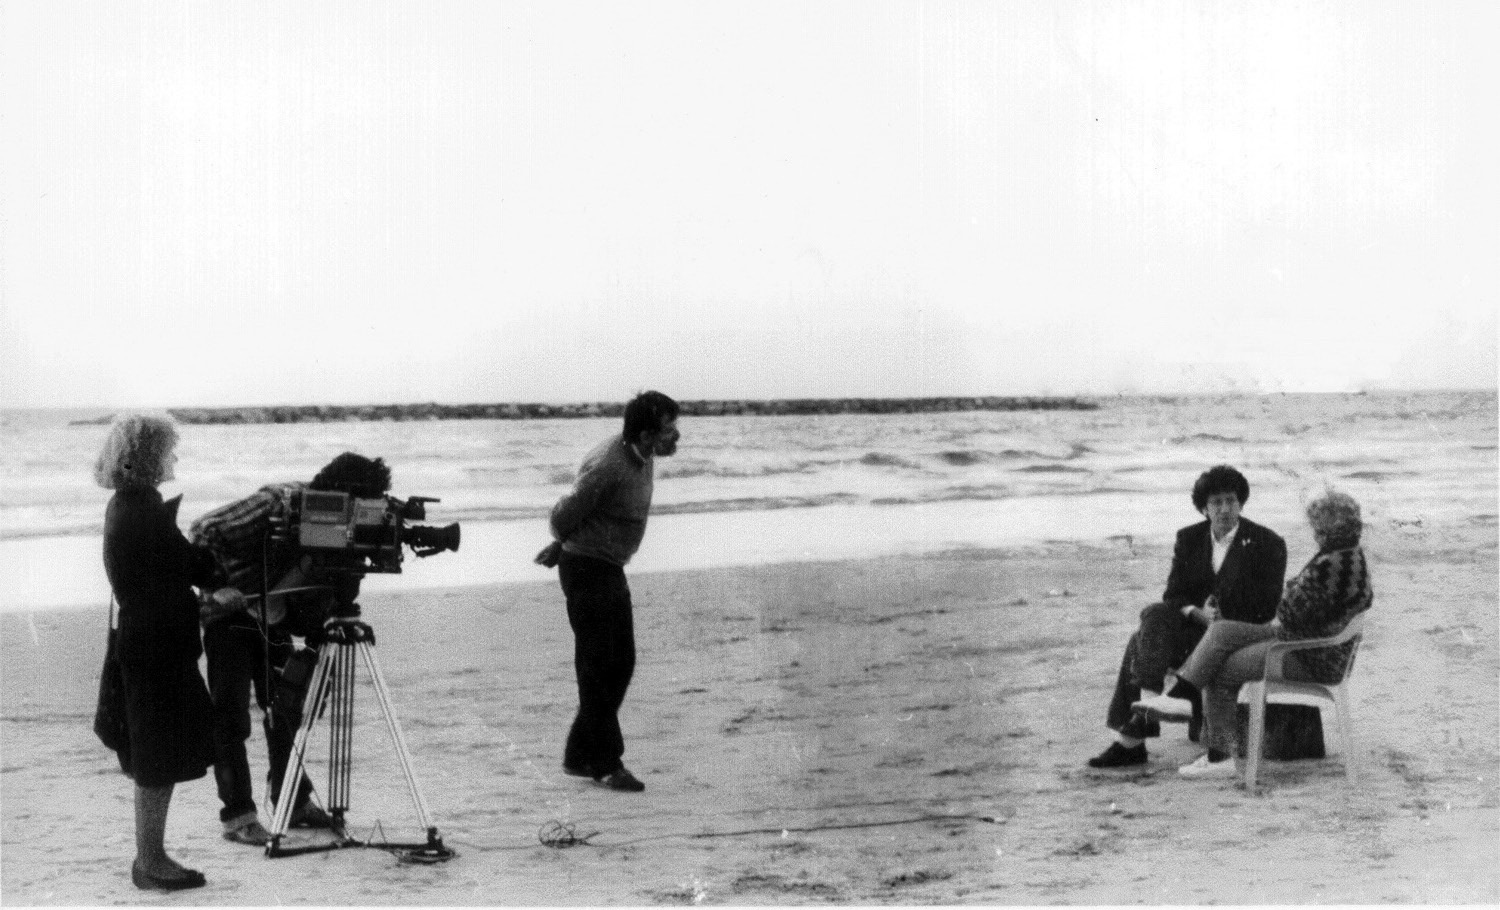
[
  {"xmin": 222, "ymin": 820, "xmax": 273, "ymax": 846},
  {"xmin": 1178, "ymin": 753, "xmax": 1238, "ymax": 779},
  {"xmin": 131, "ymin": 860, "xmax": 206, "ymax": 891},
  {"xmin": 1119, "ymin": 713, "xmax": 1161, "ymax": 740},
  {"xmin": 562, "ymin": 762, "xmax": 595, "ymax": 778},
  {"xmin": 290, "ymin": 803, "xmax": 336, "ymax": 829},
  {"xmin": 1086, "ymin": 742, "xmax": 1147, "ymax": 769},
  {"xmin": 595, "ymin": 767, "xmax": 645, "ymax": 792},
  {"xmin": 1133, "ymin": 692, "xmax": 1193, "ymax": 721}
]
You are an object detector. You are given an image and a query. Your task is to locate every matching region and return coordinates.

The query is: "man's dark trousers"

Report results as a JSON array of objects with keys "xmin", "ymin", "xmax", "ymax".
[
  {"xmin": 559, "ymin": 552, "xmax": 636, "ymax": 775},
  {"xmin": 1106, "ymin": 602, "xmax": 1205, "ymax": 739},
  {"xmin": 203, "ymin": 616, "xmax": 312, "ymax": 823}
]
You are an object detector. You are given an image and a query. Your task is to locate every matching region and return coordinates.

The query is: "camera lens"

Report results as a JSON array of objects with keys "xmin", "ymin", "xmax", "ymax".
[{"xmin": 402, "ymin": 522, "xmax": 460, "ymax": 554}]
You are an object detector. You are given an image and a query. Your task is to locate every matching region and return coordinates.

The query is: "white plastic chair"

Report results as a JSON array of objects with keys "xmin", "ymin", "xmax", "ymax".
[{"xmin": 1242, "ymin": 612, "xmax": 1367, "ymax": 789}]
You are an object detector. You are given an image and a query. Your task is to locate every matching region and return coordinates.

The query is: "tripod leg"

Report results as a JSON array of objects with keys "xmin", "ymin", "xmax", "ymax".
[
  {"xmin": 356, "ymin": 641, "xmax": 442, "ymax": 838},
  {"xmin": 267, "ymin": 644, "xmax": 337, "ymax": 841},
  {"xmin": 262, "ymin": 624, "xmax": 452, "ymax": 861},
  {"xmin": 326, "ymin": 642, "xmax": 355, "ymax": 823}
]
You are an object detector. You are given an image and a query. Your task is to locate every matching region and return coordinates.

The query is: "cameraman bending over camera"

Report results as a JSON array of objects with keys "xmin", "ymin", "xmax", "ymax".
[{"xmin": 190, "ymin": 453, "xmax": 391, "ymax": 846}]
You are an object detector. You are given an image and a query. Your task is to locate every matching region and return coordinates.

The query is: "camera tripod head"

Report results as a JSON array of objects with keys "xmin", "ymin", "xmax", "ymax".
[{"xmin": 321, "ymin": 615, "xmax": 376, "ymax": 646}]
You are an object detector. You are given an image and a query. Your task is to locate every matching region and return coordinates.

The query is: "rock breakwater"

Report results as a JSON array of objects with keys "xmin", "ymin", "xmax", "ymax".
[{"xmin": 152, "ymin": 396, "xmax": 1096, "ymax": 425}]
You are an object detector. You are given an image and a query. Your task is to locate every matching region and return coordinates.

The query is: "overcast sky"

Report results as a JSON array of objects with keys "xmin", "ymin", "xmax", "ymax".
[{"xmin": 2, "ymin": 2, "xmax": 1494, "ymax": 409}]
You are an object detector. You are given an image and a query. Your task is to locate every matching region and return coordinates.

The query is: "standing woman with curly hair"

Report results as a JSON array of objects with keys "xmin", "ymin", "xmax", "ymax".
[{"xmin": 95, "ymin": 414, "xmax": 217, "ymax": 890}]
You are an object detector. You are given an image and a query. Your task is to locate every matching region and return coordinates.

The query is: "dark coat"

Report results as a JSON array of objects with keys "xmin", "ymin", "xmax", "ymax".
[
  {"xmin": 104, "ymin": 489, "xmax": 215, "ymax": 665},
  {"xmin": 1161, "ymin": 517, "xmax": 1288, "ymax": 624},
  {"xmin": 101, "ymin": 488, "xmax": 216, "ymax": 785}
]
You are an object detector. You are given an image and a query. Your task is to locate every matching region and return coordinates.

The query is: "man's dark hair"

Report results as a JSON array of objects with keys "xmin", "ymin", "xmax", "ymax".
[
  {"xmin": 1191, "ymin": 464, "xmax": 1250, "ymax": 511},
  {"xmin": 311, "ymin": 452, "xmax": 392, "ymax": 497},
  {"xmin": 623, "ymin": 391, "xmax": 679, "ymax": 441}
]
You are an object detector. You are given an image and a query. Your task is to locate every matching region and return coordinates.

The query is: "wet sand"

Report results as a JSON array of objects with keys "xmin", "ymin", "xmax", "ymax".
[{"xmin": 2, "ymin": 522, "xmax": 1496, "ymax": 904}]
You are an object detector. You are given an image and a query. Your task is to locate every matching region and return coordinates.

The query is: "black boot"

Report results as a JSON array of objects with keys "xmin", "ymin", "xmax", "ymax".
[{"xmin": 1087, "ymin": 741, "xmax": 1147, "ymax": 768}]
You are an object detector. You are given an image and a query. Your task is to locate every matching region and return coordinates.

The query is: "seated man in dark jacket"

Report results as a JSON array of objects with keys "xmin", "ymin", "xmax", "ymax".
[{"xmin": 1086, "ymin": 465, "xmax": 1287, "ymax": 769}]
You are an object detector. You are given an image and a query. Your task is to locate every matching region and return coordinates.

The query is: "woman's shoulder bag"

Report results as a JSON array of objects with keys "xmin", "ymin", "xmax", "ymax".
[{"xmin": 92, "ymin": 596, "xmax": 131, "ymax": 761}]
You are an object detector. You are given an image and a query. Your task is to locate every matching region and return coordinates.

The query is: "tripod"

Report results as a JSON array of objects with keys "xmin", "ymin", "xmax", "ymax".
[{"xmin": 265, "ymin": 616, "xmax": 454, "ymax": 862}]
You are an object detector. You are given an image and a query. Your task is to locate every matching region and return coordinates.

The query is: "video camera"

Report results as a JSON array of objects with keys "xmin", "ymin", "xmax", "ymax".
[{"xmin": 271, "ymin": 489, "xmax": 461, "ymax": 575}]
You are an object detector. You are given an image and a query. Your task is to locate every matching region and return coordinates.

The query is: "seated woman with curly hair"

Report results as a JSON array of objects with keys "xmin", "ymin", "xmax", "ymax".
[
  {"xmin": 96, "ymin": 413, "xmax": 219, "ymax": 890},
  {"xmin": 1133, "ymin": 490, "xmax": 1373, "ymax": 778}
]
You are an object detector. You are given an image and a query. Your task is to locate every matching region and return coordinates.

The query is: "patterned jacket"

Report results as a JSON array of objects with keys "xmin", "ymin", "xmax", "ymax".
[{"xmin": 1276, "ymin": 546, "xmax": 1373, "ymax": 682}]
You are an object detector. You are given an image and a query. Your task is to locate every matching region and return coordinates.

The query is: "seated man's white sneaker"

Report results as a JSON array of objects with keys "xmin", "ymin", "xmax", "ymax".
[
  {"xmin": 1132, "ymin": 691, "xmax": 1193, "ymax": 721},
  {"xmin": 1178, "ymin": 753, "xmax": 1237, "ymax": 778}
]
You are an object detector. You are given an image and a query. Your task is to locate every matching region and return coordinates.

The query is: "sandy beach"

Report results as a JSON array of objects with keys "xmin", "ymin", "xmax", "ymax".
[
  {"xmin": 2, "ymin": 513, "xmax": 1496, "ymax": 906},
  {"xmin": 3, "ymin": 0, "xmax": 1492, "ymax": 901}
]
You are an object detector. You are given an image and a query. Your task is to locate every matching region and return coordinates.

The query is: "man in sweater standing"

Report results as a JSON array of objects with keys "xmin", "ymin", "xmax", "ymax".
[{"xmin": 536, "ymin": 391, "xmax": 680, "ymax": 792}]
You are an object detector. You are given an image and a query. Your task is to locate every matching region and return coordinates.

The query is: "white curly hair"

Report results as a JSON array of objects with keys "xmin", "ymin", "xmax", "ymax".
[
  {"xmin": 1305, "ymin": 489, "xmax": 1362, "ymax": 550},
  {"xmin": 93, "ymin": 413, "xmax": 179, "ymax": 490}
]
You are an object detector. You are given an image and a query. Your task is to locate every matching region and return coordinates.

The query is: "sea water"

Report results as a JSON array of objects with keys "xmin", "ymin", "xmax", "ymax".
[{"xmin": 1, "ymin": 391, "xmax": 1493, "ymax": 611}]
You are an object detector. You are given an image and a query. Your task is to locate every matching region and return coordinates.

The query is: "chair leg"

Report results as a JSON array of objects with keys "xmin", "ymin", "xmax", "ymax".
[
  {"xmin": 1244, "ymin": 682, "xmax": 1266, "ymax": 789},
  {"xmin": 1334, "ymin": 692, "xmax": 1357, "ymax": 784}
]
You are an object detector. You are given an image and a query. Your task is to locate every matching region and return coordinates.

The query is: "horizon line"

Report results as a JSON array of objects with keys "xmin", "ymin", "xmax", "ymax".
[{"xmin": 4, "ymin": 386, "xmax": 1495, "ymax": 414}]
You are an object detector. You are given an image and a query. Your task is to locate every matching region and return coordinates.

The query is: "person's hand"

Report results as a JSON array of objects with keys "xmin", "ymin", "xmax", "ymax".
[
  {"xmin": 534, "ymin": 540, "xmax": 562, "ymax": 568},
  {"xmin": 199, "ymin": 587, "xmax": 247, "ymax": 624},
  {"xmin": 1203, "ymin": 596, "xmax": 1221, "ymax": 623}
]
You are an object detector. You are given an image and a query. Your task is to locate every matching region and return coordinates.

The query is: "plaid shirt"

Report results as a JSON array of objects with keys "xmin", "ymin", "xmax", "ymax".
[{"xmin": 189, "ymin": 482, "xmax": 306, "ymax": 593}]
